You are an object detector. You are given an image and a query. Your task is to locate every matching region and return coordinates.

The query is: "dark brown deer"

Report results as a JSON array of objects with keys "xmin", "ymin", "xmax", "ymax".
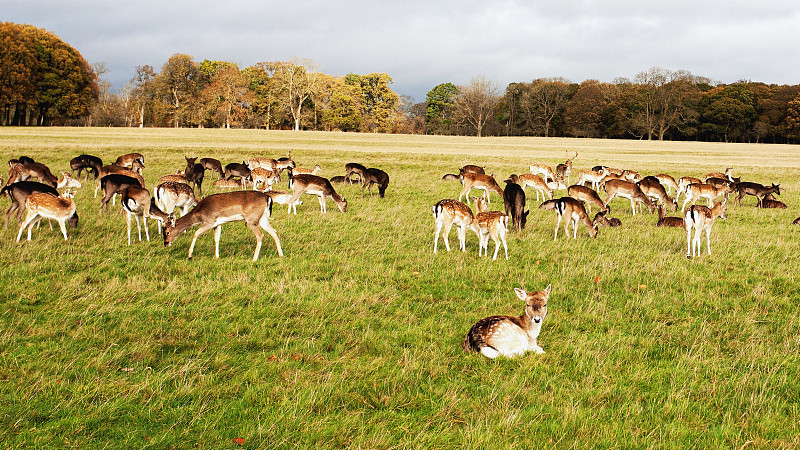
[
  {"xmin": 735, "ymin": 182, "xmax": 781, "ymax": 207},
  {"xmin": 70, "ymin": 154, "xmax": 103, "ymax": 179},
  {"xmin": 345, "ymin": 162, "xmax": 367, "ymax": 183},
  {"xmin": 2, "ymin": 181, "xmax": 78, "ymax": 229},
  {"xmin": 503, "ymin": 178, "xmax": 528, "ymax": 231},
  {"xmin": 184, "ymin": 156, "xmax": 205, "ymax": 196},
  {"xmin": 199, "ymin": 157, "xmax": 224, "ymax": 180},
  {"xmin": 656, "ymin": 204, "xmax": 684, "ymax": 228},
  {"xmin": 99, "ymin": 174, "xmax": 141, "ymax": 215},
  {"xmin": 361, "ymin": 167, "xmax": 389, "ymax": 198}
]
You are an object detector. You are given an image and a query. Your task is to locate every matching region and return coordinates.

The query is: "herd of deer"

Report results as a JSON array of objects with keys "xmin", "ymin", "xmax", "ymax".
[
  {"xmin": 2, "ymin": 153, "xmax": 391, "ymax": 261},
  {"xmin": 435, "ymin": 152, "xmax": 792, "ymax": 261}
]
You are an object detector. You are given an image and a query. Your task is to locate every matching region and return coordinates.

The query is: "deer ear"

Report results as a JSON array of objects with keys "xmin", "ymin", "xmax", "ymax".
[
  {"xmin": 542, "ymin": 284, "xmax": 552, "ymax": 298},
  {"xmin": 514, "ymin": 288, "xmax": 527, "ymax": 300}
]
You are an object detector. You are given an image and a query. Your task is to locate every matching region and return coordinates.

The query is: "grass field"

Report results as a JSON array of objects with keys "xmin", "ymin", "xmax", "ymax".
[{"xmin": 1, "ymin": 127, "xmax": 799, "ymax": 448}]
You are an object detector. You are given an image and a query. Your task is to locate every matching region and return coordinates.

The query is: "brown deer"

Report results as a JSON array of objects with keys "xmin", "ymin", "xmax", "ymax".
[
  {"xmin": 459, "ymin": 173, "xmax": 504, "ymax": 205},
  {"xmin": 114, "ymin": 153, "xmax": 145, "ymax": 171},
  {"xmin": 154, "ymin": 182, "xmax": 198, "ymax": 228},
  {"xmin": 251, "ymin": 168, "xmax": 280, "ymax": 191},
  {"xmin": 506, "ymin": 174, "xmax": 552, "ymax": 202},
  {"xmin": 681, "ymin": 182, "xmax": 732, "ymax": 212},
  {"xmin": 290, "ymin": 163, "xmax": 322, "ymax": 176},
  {"xmin": 555, "ymin": 152, "xmax": 578, "ymax": 184},
  {"xmin": 432, "ymin": 199, "xmax": 480, "ymax": 253},
  {"xmin": 94, "ymin": 164, "xmax": 145, "ymax": 199},
  {"xmin": 6, "ymin": 162, "xmax": 58, "ymax": 188},
  {"xmin": 577, "ymin": 167, "xmax": 608, "ymax": 190},
  {"xmin": 503, "ymin": 179, "xmax": 528, "ymax": 231},
  {"xmin": 161, "ymin": 190, "xmax": 284, "ymax": 261},
  {"xmin": 99, "ymin": 174, "xmax": 141, "ymax": 215},
  {"xmin": 759, "ymin": 193, "xmax": 787, "ymax": 209},
  {"xmin": 603, "ymin": 179, "xmax": 655, "ymax": 215},
  {"xmin": 654, "ymin": 173, "xmax": 679, "ymax": 196},
  {"xmin": 361, "ymin": 167, "xmax": 390, "ymax": 198},
  {"xmin": 685, "ymin": 200, "xmax": 727, "ymax": 258},
  {"xmin": 121, "ymin": 186, "xmax": 160, "ymax": 245},
  {"xmin": 69, "ymin": 154, "xmax": 103, "ymax": 179},
  {"xmin": 676, "ymin": 176, "xmax": 702, "ymax": 202},
  {"xmin": 287, "ymin": 174, "xmax": 347, "ymax": 213},
  {"xmin": 199, "ymin": 157, "xmax": 224, "ymax": 180},
  {"xmin": 706, "ymin": 167, "xmax": 734, "ymax": 181},
  {"xmin": 17, "ymin": 191, "xmax": 77, "ymax": 242},
  {"xmin": 224, "ymin": 162, "xmax": 252, "ymax": 188},
  {"xmin": 459, "ymin": 164, "xmax": 485, "ymax": 175},
  {"xmin": 212, "ymin": 178, "xmax": 243, "ymax": 190},
  {"xmin": 567, "ymin": 184, "xmax": 608, "ymax": 214},
  {"xmin": 345, "ymin": 162, "xmax": 367, "ymax": 183},
  {"xmin": 473, "ymin": 198, "xmax": 509, "ymax": 260},
  {"xmin": 638, "ymin": 176, "xmax": 677, "ymax": 211},
  {"xmin": 184, "ymin": 156, "xmax": 205, "ymax": 196},
  {"xmin": 593, "ymin": 212, "xmax": 621, "ymax": 227},
  {"xmin": 540, "ymin": 197, "xmax": 598, "ymax": 240},
  {"xmin": 462, "ymin": 285, "xmax": 551, "ymax": 358},
  {"xmin": 735, "ymin": 182, "xmax": 781, "ymax": 207},
  {"xmin": 529, "ymin": 162, "xmax": 556, "ymax": 183},
  {"xmin": 656, "ymin": 204, "xmax": 684, "ymax": 228}
]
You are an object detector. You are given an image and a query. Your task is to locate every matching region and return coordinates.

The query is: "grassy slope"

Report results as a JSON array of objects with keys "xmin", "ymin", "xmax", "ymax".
[{"xmin": 1, "ymin": 128, "xmax": 799, "ymax": 448}]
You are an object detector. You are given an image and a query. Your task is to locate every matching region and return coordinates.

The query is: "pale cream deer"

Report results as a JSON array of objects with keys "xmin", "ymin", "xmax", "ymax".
[
  {"xmin": 654, "ymin": 174, "xmax": 679, "ymax": 196},
  {"xmin": 685, "ymin": 200, "xmax": 727, "ymax": 258},
  {"xmin": 529, "ymin": 162, "xmax": 556, "ymax": 183}
]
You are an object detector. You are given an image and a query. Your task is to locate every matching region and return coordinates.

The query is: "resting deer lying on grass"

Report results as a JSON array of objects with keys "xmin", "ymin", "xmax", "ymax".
[
  {"xmin": 759, "ymin": 193, "xmax": 786, "ymax": 209},
  {"xmin": 17, "ymin": 191, "xmax": 77, "ymax": 242},
  {"xmin": 656, "ymin": 204, "xmax": 684, "ymax": 228},
  {"xmin": 432, "ymin": 199, "xmax": 480, "ymax": 253},
  {"xmin": 462, "ymin": 285, "xmax": 551, "ymax": 358},
  {"xmin": 593, "ymin": 212, "xmax": 621, "ymax": 227},
  {"xmin": 684, "ymin": 200, "xmax": 727, "ymax": 259},
  {"xmin": 162, "ymin": 190, "xmax": 284, "ymax": 261}
]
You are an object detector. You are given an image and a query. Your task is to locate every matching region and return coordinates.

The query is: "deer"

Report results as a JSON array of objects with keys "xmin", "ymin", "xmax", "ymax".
[
  {"xmin": 114, "ymin": 153, "xmax": 145, "ymax": 172},
  {"xmin": 555, "ymin": 152, "xmax": 578, "ymax": 184},
  {"xmin": 638, "ymin": 176, "xmax": 677, "ymax": 211},
  {"xmin": 676, "ymin": 176, "xmax": 702, "ymax": 201},
  {"xmin": 94, "ymin": 163, "xmax": 145, "ymax": 199},
  {"xmin": 6, "ymin": 162, "xmax": 58, "ymax": 188},
  {"xmin": 154, "ymin": 182, "xmax": 198, "ymax": 225},
  {"xmin": 251, "ymin": 168, "xmax": 280, "ymax": 191},
  {"xmin": 247, "ymin": 157, "xmax": 277, "ymax": 172},
  {"xmin": 184, "ymin": 156, "xmax": 205, "ymax": 196},
  {"xmin": 503, "ymin": 178, "xmax": 528, "ymax": 231},
  {"xmin": 473, "ymin": 198, "xmax": 509, "ymax": 260},
  {"xmin": 224, "ymin": 162, "xmax": 252, "ymax": 188},
  {"xmin": 56, "ymin": 172, "xmax": 82, "ymax": 190},
  {"xmin": 592, "ymin": 165, "xmax": 623, "ymax": 176},
  {"xmin": 2, "ymin": 181, "xmax": 77, "ymax": 229},
  {"xmin": 529, "ymin": 162, "xmax": 556, "ymax": 183},
  {"xmin": 157, "ymin": 173, "xmax": 192, "ymax": 187},
  {"xmin": 603, "ymin": 179, "xmax": 655, "ymax": 215},
  {"xmin": 706, "ymin": 167, "xmax": 734, "ymax": 182},
  {"xmin": 345, "ymin": 162, "xmax": 367, "ymax": 183},
  {"xmin": 685, "ymin": 200, "xmax": 727, "ymax": 258},
  {"xmin": 734, "ymin": 182, "xmax": 781, "ymax": 207},
  {"xmin": 459, "ymin": 164, "xmax": 485, "ymax": 175},
  {"xmin": 121, "ymin": 186, "xmax": 158, "ymax": 245},
  {"xmin": 69, "ymin": 154, "xmax": 103, "ymax": 180},
  {"xmin": 462, "ymin": 285, "xmax": 551, "ymax": 358},
  {"xmin": 506, "ymin": 174, "xmax": 552, "ymax": 202},
  {"xmin": 567, "ymin": 184, "xmax": 608, "ymax": 214},
  {"xmin": 16, "ymin": 191, "xmax": 77, "ymax": 242},
  {"xmin": 654, "ymin": 174, "xmax": 680, "ymax": 196},
  {"xmin": 459, "ymin": 173, "xmax": 504, "ymax": 205},
  {"xmin": 276, "ymin": 156, "xmax": 296, "ymax": 175},
  {"xmin": 360, "ymin": 167, "xmax": 390, "ymax": 198},
  {"xmin": 539, "ymin": 197, "xmax": 598, "ymax": 240},
  {"xmin": 212, "ymin": 178, "xmax": 243, "ymax": 190},
  {"xmin": 287, "ymin": 174, "xmax": 347, "ymax": 213},
  {"xmin": 593, "ymin": 212, "xmax": 621, "ymax": 227},
  {"xmin": 656, "ymin": 204, "xmax": 685, "ymax": 228},
  {"xmin": 199, "ymin": 157, "xmax": 224, "ymax": 180},
  {"xmin": 161, "ymin": 190, "xmax": 284, "ymax": 261},
  {"xmin": 432, "ymin": 199, "xmax": 480, "ymax": 253},
  {"xmin": 290, "ymin": 163, "xmax": 322, "ymax": 176},
  {"xmin": 263, "ymin": 190, "xmax": 303, "ymax": 215},
  {"xmin": 681, "ymin": 182, "xmax": 733, "ymax": 212},
  {"xmin": 99, "ymin": 174, "xmax": 141, "ymax": 215},
  {"xmin": 759, "ymin": 193, "xmax": 787, "ymax": 209},
  {"xmin": 576, "ymin": 167, "xmax": 607, "ymax": 190}
]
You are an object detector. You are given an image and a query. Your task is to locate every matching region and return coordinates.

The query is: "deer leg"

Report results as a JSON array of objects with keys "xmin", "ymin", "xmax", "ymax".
[
  {"xmin": 681, "ymin": 196, "xmax": 691, "ymax": 212},
  {"xmin": 57, "ymin": 220, "xmax": 68, "ymax": 241},
  {"xmin": 143, "ymin": 216, "xmax": 150, "ymax": 242},
  {"xmin": 213, "ymin": 225, "xmax": 222, "ymax": 258},
  {"xmin": 442, "ymin": 222, "xmax": 453, "ymax": 252},
  {"xmin": 705, "ymin": 228, "xmax": 712, "ymax": 255},
  {"xmin": 17, "ymin": 211, "xmax": 38, "ymax": 242},
  {"xmin": 125, "ymin": 211, "xmax": 133, "ymax": 245},
  {"xmin": 458, "ymin": 186, "xmax": 470, "ymax": 204},
  {"xmin": 433, "ymin": 220, "xmax": 443, "ymax": 253},
  {"xmin": 258, "ymin": 214, "xmax": 283, "ymax": 258},
  {"xmin": 318, "ymin": 194, "xmax": 326, "ymax": 213},
  {"xmin": 188, "ymin": 223, "xmax": 215, "ymax": 260},
  {"xmin": 554, "ymin": 214, "xmax": 562, "ymax": 241},
  {"xmin": 5, "ymin": 202, "xmax": 19, "ymax": 229}
]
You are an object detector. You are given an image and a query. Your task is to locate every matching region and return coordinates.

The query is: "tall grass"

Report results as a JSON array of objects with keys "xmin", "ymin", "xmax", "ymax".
[{"xmin": 1, "ymin": 128, "xmax": 799, "ymax": 448}]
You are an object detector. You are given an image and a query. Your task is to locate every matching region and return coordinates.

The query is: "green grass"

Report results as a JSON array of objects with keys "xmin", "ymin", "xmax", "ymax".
[{"xmin": 1, "ymin": 127, "xmax": 799, "ymax": 448}]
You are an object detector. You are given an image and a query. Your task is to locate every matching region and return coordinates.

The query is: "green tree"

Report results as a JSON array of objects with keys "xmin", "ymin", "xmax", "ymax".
[
  {"xmin": 345, "ymin": 73, "xmax": 399, "ymax": 132},
  {"xmin": 425, "ymin": 83, "xmax": 459, "ymax": 135},
  {"xmin": 155, "ymin": 54, "xmax": 202, "ymax": 127},
  {"xmin": 271, "ymin": 58, "xmax": 321, "ymax": 131},
  {"xmin": 322, "ymin": 78, "xmax": 362, "ymax": 132},
  {"xmin": 698, "ymin": 83, "xmax": 758, "ymax": 142}
]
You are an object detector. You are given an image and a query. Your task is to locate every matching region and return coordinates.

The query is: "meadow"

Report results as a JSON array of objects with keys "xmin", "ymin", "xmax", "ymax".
[{"xmin": 1, "ymin": 127, "xmax": 799, "ymax": 449}]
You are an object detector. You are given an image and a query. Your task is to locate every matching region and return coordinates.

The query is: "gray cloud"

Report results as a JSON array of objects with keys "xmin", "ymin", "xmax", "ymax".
[{"xmin": 5, "ymin": 0, "xmax": 799, "ymax": 101}]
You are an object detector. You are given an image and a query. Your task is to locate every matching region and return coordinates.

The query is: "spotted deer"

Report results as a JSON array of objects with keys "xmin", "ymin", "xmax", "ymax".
[
  {"xmin": 462, "ymin": 285, "xmax": 551, "ymax": 358},
  {"xmin": 654, "ymin": 174, "xmax": 679, "ymax": 196},
  {"xmin": 287, "ymin": 174, "xmax": 347, "ymax": 213},
  {"xmin": 577, "ymin": 167, "xmax": 608, "ymax": 190},
  {"xmin": 432, "ymin": 199, "xmax": 480, "ymax": 253},
  {"xmin": 17, "ymin": 191, "xmax": 77, "ymax": 242},
  {"xmin": 555, "ymin": 152, "xmax": 578, "ymax": 184},
  {"xmin": 251, "ymin": 168, "xmax": 280, "ymax": 191},
  {"xmin": 685, "ymin": 200, "xmax": 727, "ymax": 258},
  {"xmin": 473, "ymin": 198, "xmax": 509, "ymax": 260},
  {"xmin": 459, "ymin": 173, "xmax": 504, "ymax": 205},
  {"xmin": 567, "ymin": 184, "xmax": 608, "ymax": 214},
  {"xmin": 681, "ymin": 182, "xmax": 732, "ymax": 212}
]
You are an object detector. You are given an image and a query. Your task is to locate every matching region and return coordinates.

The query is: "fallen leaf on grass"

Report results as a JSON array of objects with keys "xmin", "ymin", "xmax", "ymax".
[
  {"xmin": 233, "ymin": 437, "xmax": 245, "ymax": 445},
  {"xmin": 594, "ymin": 276, "xmax": 602, "ymax": 284}
]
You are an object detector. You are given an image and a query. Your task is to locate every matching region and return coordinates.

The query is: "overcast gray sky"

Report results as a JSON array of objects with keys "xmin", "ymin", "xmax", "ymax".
[{"xmin": 6, "ymin": 0, "xmax": 800, "ymax": 101}]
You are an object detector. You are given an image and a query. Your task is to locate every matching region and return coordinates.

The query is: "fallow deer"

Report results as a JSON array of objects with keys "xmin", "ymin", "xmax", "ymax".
[
  {"xmin": 276, "ymin": 156, "xmax": 296, "ymax": 175},
  {"xmin": 94, "ymin": 164, "xmax": 145, "ymax": 198},
  {"xmin": 16, "ymin": 191, "xmax": 77, "ymax": 242},
  {"xmin": 529, "ymin": 162, "xmax": 556, "ymax": 183},
  {"xmin": 345, "ymin": 162, "xmax": 367, "ymax": 183},
  {"xmin": 676, "ymin": 176, "xmax": 702, "ymax": 201},
  {"xmin": 759, "ymin": 193, "xmax": 787, "ymax": 209},
  {"xmin": 184, "ymin": 157, "xmax": 205, "ymax": 196},
  {"xmin": 199, "ymin": 157, "xmax": 224, "ymax": 180},
  {"xmin": 247, "ymin": 157, "xmax": 277, "ymax": 172},
  {"xmin": 361, "ymin": 167, "xmax": 390, "ymax": 198},
  {"xmin": 462, "ymin": 285, "xmax": 551, "ymax": 358},
  {"xmin": 161, "ymin": 190, "xmax": 284, "ymax": 261},
  {"xmin": 69, "ymin": 154, "xmax": 103, "ymax": 179},
  {"xmin": 459, "ymin": 173, "xmax": 504, "ymax": 205},
  {"xmin": 224, "ymin": 162, "xmax": 252, "ymax": 188},
  {"xmin": 476, "ymin": 210, "xmax": 509, "ymax": 260},
  {"xmin": 539, "ymin": 197, "xmax": 598, "ymax": 240},
  {"xmin": 114, "ymin": 153, "xmax": 145, "ymax": 171},
  {"xmin": 330, "ymin": 176, "xmax": 351, "ymax": 184},
  {"xmin": 685, "ymin": 200, "xmax": 727, "ymax": 258},
  {"xmin": 99, "ymin": 174, "xmax": 141, "ymax": 215},
  {"xmin": 656, "ymin": 204, "xmax": 684, "ymax": 228},
  {"xmin": 6, "ymin": 162, "xmax": 58, "ymax": 188},
  {"xmin": 654, "ymin": 173, "xmax": 679, "ymax": 196},
  {"xmin": 555, "ymin": 152, "xmax": 578, "ymax": 184},
  {"xmin": 251, "ymin": 168, "xmax": 280, "ymax": 191},
  {"xmin": 603, "ymin": 179, "xmax": 655, "ymax": 215},
  {"xmin": 567, "ymin": 184, "xmax": 608, "ymax": 214},
  {"xmin": 734, "ymin": 182, "xmax": 781, "ymax": 207},
  {"xmin": 121, "ymin": 186, "xmax": 157, "ymax": 245},
  {"xmin": 592, "ymin": 165, "xmax": 623, "ymax": 176},
  {"xmin": 638, "ymin": 176, "xmax": 677, "ymax": 211},
  {"xmin": 2, "ymin": 181, "xmax": 77, "ymax": 229},
  {"xmin": 793, "ymin": 217, "xmax": 800, "ymax": 225},
  {"xmin": 154, "ymin": 181, "xmax": 198, "ymax": 222},
  {"xmin": 263, "ymin": 190, "xmax": 303, "ymax": 215},
  {"xmin": 706, "ymin": 167, "xmax": 733, "ymax": 182},
  {"xmin": 576, "ymin": 167, "xmax": 607, "ymax": 190},
  {"xmin": 442, "ymin": 174, "xmax": 460, "ymax": 181},
  {"xmin": 57, "ymin": 172, "xmax": 82, "ymax": 190},
  {"xmin": 503, "ymin": 179, "xmax": 528, "ymax": 231},
  {"xmin": 593, "ymin": 212, "xmax": 621, "ymax": 227},
  {"xmin": 432, "ymin": 199, "xmax": 480, "ymax": 253},
  {"xmin": 212, "ymin": 178, "xmax": 243, "ymax": 190},
  {"xmin": 287, "ymin": 174, "xmax": 347, "ymax": 213},
  {"xmin": 290, "ymin": 163, "xmax": 322, "ymax": 176},
  {"xmin": 506, "ymin": 174, "xmax": 552, "ymax": 202},
  {"xmin": 681, "ymin": 182, "xmax": 732, "ymax": 212},
  {"xmin": 459, "ymin": 164, "xmax": 485, "ymax": 175}
]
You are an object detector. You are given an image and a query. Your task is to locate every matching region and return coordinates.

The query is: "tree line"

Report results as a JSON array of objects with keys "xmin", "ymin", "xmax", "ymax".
[{"xmin": 3, "ymin": 22, "xmax": 800, "ymax": 143}]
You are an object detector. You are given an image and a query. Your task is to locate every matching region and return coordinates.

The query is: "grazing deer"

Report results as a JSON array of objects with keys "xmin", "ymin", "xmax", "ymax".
[
  {"xmin": 114, "ymin": 153, "xmax": 145, "ymax": 171},
  {"xmin": 706, "ymin": 167, "xmax": 734, "ymax": 182},
  {"xmin": 276, "ymin": 156, "xmax": 296, "ymax": 175},
  {"xmin": 603, "ymin": 179, "xmax": 655, "ymax": 215},
  {"xmin": 638, "ymin": 176, "xmax": 677, "ymax": 211},
  {"xmin": 361, "ymin": 168, "xmax": 390, "ymax": 198},
  {"xmin": 2, "ymin": 181, "xmax": 76, "ymax": 229},
  {"xmin": 345, "ymin": 162, "xmax": 367, "ymax": 183},
  {"xmin": 676, "ymin": 176, "xmax": 702, "ymax": 201},
  {"xmin": 247, "ymin": 157, "xmax": 278, "ymax": 172},
  {"xmin": 703, "ymin": 177, "xmax": 736, "ymax": 192},
  {"xmin": 592, "ymin": 165, "xmax": 623, "ymax": 176},
  {"xmin": 184, "ymin": 156, "xmax": 205, "ymax": 196},
  {"xmin": 654, "ymin": 174, "xmax": 679, "ymax": 196},
  {"xmin": 99, "ymin": 174, "xmax": 141, "ymax": 215},
  {"xmin": 287, "ymin": 174, "xmax": 347, "ymax": 213},
  {"xmin": 16, "ymin": 191, "xmax": 77, "ymax": 242},
  {"xmin": 735, "ymin": 182, "xmax": 781, "ymax": 207},
  {"xmin": 154, "ymin": 182, "xmax": 198, "ymax": 224},
  {"xmin": 459, "ymin": 164, "xmax": 485, "ymax": 175},
  {"xmin": 539, "ymin": 197, "xmax": 598, "ymax": 240},
  {"xmin": 199, "ymin": 157, "xmax": 224, "ymax": 180},
  {"xmin": 70, "ymin": 154, "xmax": 103, "ymax": 179},
  {"xmin": 462, "ymin": 285, "xmax": 551, "ymax": 358},
  {"xmin": 432, "ymin": 199, "xmax": 480, "ymax": 253},
  {"xmin": 593, "ymin": 212, "xmax": 621, "ymax": 227},
  {"xmin": 57, "ymin": 172, "xmax": 82, "ymax": 190},
  {"xmin": 503, "ymin": 179, "xmax": 528, "ymax": 231},
  {"xmin": 685, "ymin": 200, "xmax": 727, "ymax": 258},
  {"xmin": 759, "ymin": 193, "xmax": 787, "ymax": 209},
  {"xmin": 330, "ymin": 175, "xmax": 351, "ymax": 184},
  {"xmin": 251, "ymin": 168, "xmax": 280, "ymax": 191},
  {"xmin": 121, "ymin": 186, "xmax": 157, "ymax": 245},
  {"xmin": 94, "ymin": 164, "xmax": 145, "ymax": 199},
  {"xmin": 291, "ymin": 163, "xmax": 322, "ymax": 176},
  {"xmin": 6, "ymin": 162, "xmax": 58, "ymax": 188},
  {"xmin": 529, "ymin": 162, "xmax": 556, "ymax": 183},
  {"xmin": 656, "ymin": 204, "xmax": 685, "ymax": 228},
  {"xmin": 506, "ymin": 174, "xmax": 552, "ymax": 202},
  {"xmin": 567, "ymin": 184, "xmax": 608, "ymax": 214},
  {"xmin": 442, "ymin": 173, "xmax": 460, "ymax": 181},
  {"xmin": 555, "ymin": 152, "xmax": 578, "ymax": 184},
  {"xmin": 224, "ymin": 162, "xmax": 252, "ymax": 188},
  {"xmin": 10, "ymin": 156, "xmax": 35, "ymax": 165},
  {"xmin": 162, "ymin": 190, "xmax": 284, "ymax": 261},
  {"xmin": 212, "ymin": 178, "xmax": 243, "ymax": 190},
  {"xmin": 476, "ymin": 210, "xmax": 509, "ymax": 260},
  {"xmin": 263, "ymin": 190, "xmax": 303, "ymax": 215},
  {"xmin": 459, "ymin": 173, "xmax": 504, "ymax": 204},
  {"xmin": 681, "ymin": 182, "xmax": 732, "ymax": 212},
  {"xmin": 576, "ymin": 167, "xmax": 607, "ymax": 190},
  {"xmin": 157, "ymin": 173, "xmax": 191, "ymax": 187}
]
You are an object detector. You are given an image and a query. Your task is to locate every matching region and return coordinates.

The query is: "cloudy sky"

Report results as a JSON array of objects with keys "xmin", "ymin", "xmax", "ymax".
[{"xmin": 6, "ymin": 0, "xmax": 800, "ymax": 101}]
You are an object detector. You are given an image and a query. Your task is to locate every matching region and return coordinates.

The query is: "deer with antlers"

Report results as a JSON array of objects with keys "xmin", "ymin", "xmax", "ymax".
[{"xmin": 685, "ymin": 200, "xmax": 727, "ymax": 258}]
